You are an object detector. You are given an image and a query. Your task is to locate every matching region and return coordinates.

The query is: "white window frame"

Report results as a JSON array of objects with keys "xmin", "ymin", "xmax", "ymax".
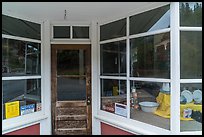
[
  {"xmin": 2, "ymin": 13, "xmax": 47, "ymax": 134},
  {"xmin": 96, "ymin": 2, "xmax": 202, "ymax": 135},
  {"xmin": 50, "ymin": 21, "xmax": 91, "ymax": 44}
]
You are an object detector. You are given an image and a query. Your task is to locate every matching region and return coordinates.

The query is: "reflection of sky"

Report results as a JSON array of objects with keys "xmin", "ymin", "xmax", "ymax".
[
  {"xmin": 149, "ymin": 10, "xmax": 170, "ymax": 32},
  {"xmin": 148, "ymin": 2, "xmax": 202, "ymax": 32}
]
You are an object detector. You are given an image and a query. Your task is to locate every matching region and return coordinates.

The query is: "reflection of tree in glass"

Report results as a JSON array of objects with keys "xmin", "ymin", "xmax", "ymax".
[
  {"xmin": 8, "ymin": 40, "xmax": 25, "ymax": 73},
  {"xmin": 180, "ymin": 2, "xmax": 202, "ymax": 26},
  {"xmin": 2, "ymin": 38, "xmax": 40, "ymax": 75},
  {"xmin": 180, "ymin": 32, "xmax": 202, "ymax": 79},
  {"xmin": 57, "ymin": 50, "xmax": 80, "ymax": 75},
  {"xmin": 131, "ymin": 33, "xmax": 170, "ymax": 78}
]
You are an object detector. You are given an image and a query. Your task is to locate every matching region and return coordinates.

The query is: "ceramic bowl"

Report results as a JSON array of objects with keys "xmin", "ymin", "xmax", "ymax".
[{"xmin": 139, "ymin": 101, "xmax": 159, "ymax": 113}]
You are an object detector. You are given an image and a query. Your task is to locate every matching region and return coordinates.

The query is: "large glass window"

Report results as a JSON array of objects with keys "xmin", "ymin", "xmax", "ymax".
[
  {"xmin": 2, "ymin": 15, "xmax": 41, "ymax": 40},
  {"xmin": 180, "ymin": 2, "xmax": 202, "ymax": 27},
  {"xmin": 2, "ymin": 15, "xmax": 42, "ymax": 121},
  {"xmin": 100, "ymin": 40, "xmax": 126, "ymax": 76},
  {"xmin": 99, "ymin": 3, "xmax": 202, "ymax": 134},
  {"xmin": 130, "ymin": 5, "xmax": 170, "ymax": 35},
  {"xmin": 2, "ymin": 38, "xmax": 41, "ymax": 77},
  {"xmin": 99, "ymin": 4, "xmax": 171, "ymax": 132},
  {"xmin": 180, "ymin": 31, "xmax": 202, "ymax": 79},
  {"xmin": 130, "ymin": 32, "xmax": 170, "ymax": 78},
  {"xmin": 100, "ymin": 18, "xmax": 126, "ymax": 41}
]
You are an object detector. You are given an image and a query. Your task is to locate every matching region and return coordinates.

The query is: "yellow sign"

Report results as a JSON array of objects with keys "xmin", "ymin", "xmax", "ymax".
[{"xmin": 5, "ymin": 101, "xmax": 20, "ymax": 119}]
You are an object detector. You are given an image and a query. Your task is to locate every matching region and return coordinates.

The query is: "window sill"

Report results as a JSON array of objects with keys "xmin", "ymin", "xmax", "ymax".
[
  {"xmin": 95, "ymin": 111, "xmax": 202, "ymax": 135},
  {"xmin": 2, "ymin": 114, "xmax": 48, "ymax": 134},
  {"xmin": 95, "ymin": 112, "xmax": 170, "ymax": 135}
]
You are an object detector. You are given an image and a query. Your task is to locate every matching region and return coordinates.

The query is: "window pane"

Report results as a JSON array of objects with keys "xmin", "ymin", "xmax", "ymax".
[
  {"xmin": 2, "ymin": 15, "xmax": 41, "ymax": 40},
  {"xmin": 130, "ymin": 5, "xmax": 170, "ymax": 35},
  {"xmin": 130, "ymin": 32, "xmax": 170, "ymax": 78},
  {"xmin": 53, "ymin": 26, "xmax": 70, "ymax": 38},
  {"xmin": 130, "ymin": 81, "xmax": 170, "ymax": 130},
  {"xmin": 57, "ymin": 77, "xmax": 86, "ymax": 101},
  {"xmin": 100, "ymin": 40, "xmax": 126, "ymax": 76},
  {"xmin": 73, "ymin": 26, "xmax": 89, "ymax": 39},
  {"xmin": 180, "ymin": 83, "xmax": 202, "ymax": 131},
  {"xmin": 2, "ymin": 79, "xmax": 41, "ymax": 120},
  {"xmin": 2, "ymin": 38, "xmax": 41, "ymax": 77},
  {"xmin": 100, "ymin": 18, "xmax": 126, "ymax": 41},
  {"xmin": 180, "ymin": 2, "xmax": 202, "ymax": 27},
  {"xmin": 180, "ymin": 31, "xmax": 202, "ymax": 79},
  {"xmin": 101, "ymin": 79, "xmax": 127, "ymax": 117},
  {"xmin": 57, "ymin": 50, "xmax": 86, "ymax": 75},
  {"xmin": 57, "ymin": 49, "xmax": 87, "ymax": 101}
]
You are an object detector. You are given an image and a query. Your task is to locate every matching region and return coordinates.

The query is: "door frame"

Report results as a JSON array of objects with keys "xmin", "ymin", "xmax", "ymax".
[{"xmin": 51, "ymin": 44, "xmax": 92, "ymax": 135}]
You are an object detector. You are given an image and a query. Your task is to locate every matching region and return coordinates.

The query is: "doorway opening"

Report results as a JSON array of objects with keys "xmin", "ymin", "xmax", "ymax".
[{"xmin": 51, "ymin": 44, "xmax": 91, "ymax": 135}]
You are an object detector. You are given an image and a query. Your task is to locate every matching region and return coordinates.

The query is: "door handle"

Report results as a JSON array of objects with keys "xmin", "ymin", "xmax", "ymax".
[
  {"xmin": 87, "ymin": 96, "xmax": 91, "ymax": 105},
  {"xmin": 88, "ymin": 80, "xmax": 91, "ymax": 85}
]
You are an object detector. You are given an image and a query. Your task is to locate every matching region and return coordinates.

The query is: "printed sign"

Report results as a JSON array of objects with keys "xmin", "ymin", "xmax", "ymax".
[
  {"xmin": 20, "ymin": 104, "xmax": 35, "ymax": 115},
  {"xmin": 5, "ymin": 101, "xmax": 20, "ymax": 119},
  {"xmin": 115, "ymin": 103, "xmax": 127, "ymax": 117}
]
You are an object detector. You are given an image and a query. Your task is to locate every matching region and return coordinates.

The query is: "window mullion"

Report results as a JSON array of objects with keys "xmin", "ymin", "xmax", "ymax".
[
  {"xmin": 170, "ymin": 2, "xmax": 180, "ymax": 134},
  {"xmin": 126, "ymin": 16, "xmax": 130, "ymax": 119}
]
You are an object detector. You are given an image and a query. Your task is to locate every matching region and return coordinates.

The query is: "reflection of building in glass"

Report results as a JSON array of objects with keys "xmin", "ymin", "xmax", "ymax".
[
  {"xmin": 2, "ymin": 38, "xmax": 40, "ymax": 76},
  {"xmin": 130, "ymin": 33, "xmax": 170, "ymax": 78},
  {"xmin": 154, "ymin": 33, "xmax": 170, "ymax": 74}
]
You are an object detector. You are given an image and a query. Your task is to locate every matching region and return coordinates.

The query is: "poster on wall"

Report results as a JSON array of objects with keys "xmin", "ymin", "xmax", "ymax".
[
  {"xmin": 5, "ymin": 101, "xmax": 20, "ymax": 119},
  {"xmin": 20, "ymin": 104, "xmax": 35, "ymax": 115}
]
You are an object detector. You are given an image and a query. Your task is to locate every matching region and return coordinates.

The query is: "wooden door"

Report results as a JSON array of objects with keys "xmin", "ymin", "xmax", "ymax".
[{"xmin": 51, "ymin": 44, "xmax": 91, "ymax": 135}]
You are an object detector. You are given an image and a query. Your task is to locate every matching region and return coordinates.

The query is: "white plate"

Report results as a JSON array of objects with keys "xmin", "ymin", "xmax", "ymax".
[
  {"xmin": 193, "ymin": 89, "xmax": 202, "ymax": 103},
  {"xmin": 181, "ymin": 90, "xmax": 193, "ymax": 103}
]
